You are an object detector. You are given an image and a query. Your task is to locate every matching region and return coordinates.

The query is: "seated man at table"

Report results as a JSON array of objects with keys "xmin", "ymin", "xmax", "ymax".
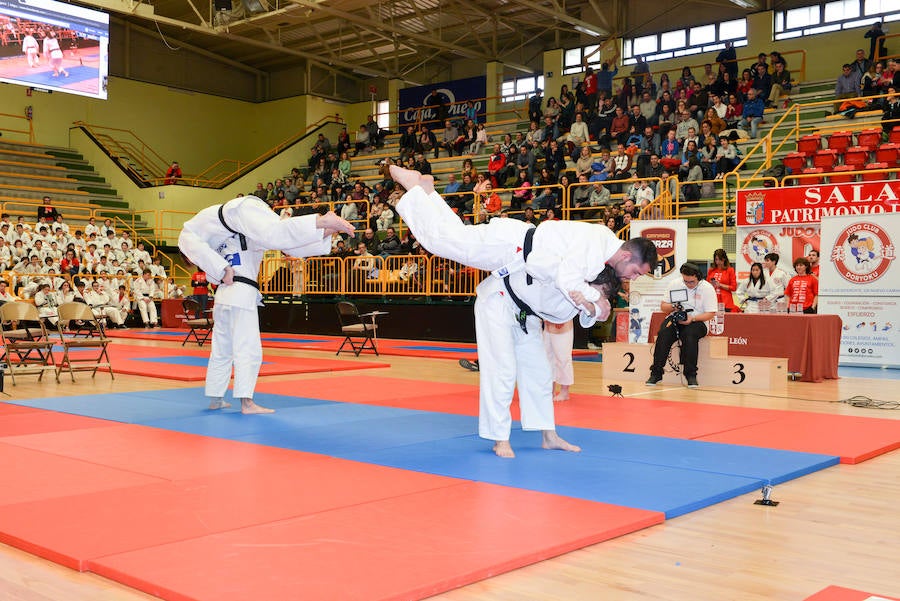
[{"xmin": 646, "ymin": 262, "xmax": 717, "ymax": 389}]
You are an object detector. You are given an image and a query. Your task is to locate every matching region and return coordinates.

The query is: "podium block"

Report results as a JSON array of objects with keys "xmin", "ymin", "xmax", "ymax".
[{"xmin": 602, "ymin": 339, "xmax": 787, "ymax": 393}]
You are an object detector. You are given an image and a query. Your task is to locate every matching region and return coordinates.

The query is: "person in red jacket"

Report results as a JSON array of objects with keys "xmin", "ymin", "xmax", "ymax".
[
  {"xmin": 707, "ymin": 248, "xmax": 739, "ymax": 312},
  {"xmin": 165, "ymin": 161, "xmax": 182, "ymax": 185},
  {"xmin": 785, "ymin": 257, "xmax": 818, "ymax": 313},
  {"xmin": 190, "ymin": 267, "xmax": 210, "ymax": 310}
]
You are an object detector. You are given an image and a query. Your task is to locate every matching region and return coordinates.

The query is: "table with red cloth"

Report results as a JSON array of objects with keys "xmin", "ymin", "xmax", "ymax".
[{"xmin": 648, "ymin": 312, "xmax": 841, "ymax": 382}]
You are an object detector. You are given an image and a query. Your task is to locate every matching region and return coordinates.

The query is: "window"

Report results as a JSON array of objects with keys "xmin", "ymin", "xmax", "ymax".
[
  {"xmin": 615, "ymin": 19, "xmax": 748, "ymax": 68},
  {"xmin": 562, "ymin": 43, "xmax": 615, "ymax": 75},
  {"xmin": 376, "ymin": 100, "xmax": 390, "ymax": 130},
  {"xmin": 500, "ymin": 74, "xmax": 544, "ymax": 103},
  {"xmin": 775, "ymin": 0, "xmax": 899, "ymax": 40}
]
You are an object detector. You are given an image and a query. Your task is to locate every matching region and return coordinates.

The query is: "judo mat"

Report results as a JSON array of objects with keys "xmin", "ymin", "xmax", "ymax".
[
  {"xmin": 0, "ymin": 401, "xmax": 662, "ymax": 600},
  {"xmin": 105, "ymin": 344, "xmax": 388, "ymax": 380},
  {"xmin": 804, "ymin": 586, "xmax": 900, "ymax": 601},
  {"xmin": 256, "ymin": 376, "xmax": 900, "ymax": 464},
  {"xmin": 103, "ymin": 328, "xmax": 596, "ymax": 360},
  {"xmin": 2, "ymin": 378, "xmax": 896, "ymax": 601}
]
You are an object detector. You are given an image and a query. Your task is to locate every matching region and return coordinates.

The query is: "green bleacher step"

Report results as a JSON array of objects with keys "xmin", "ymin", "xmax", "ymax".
[
  {"xmin": 91, "ymin": 198, "xmax": 130, "ymax": 209},
  {"xmin": 78, "ymin": 186, "xmax": 118, "ymax": 196},
  {"xmin": 57, "ymin": 162, "xmax": 93, "ymax": 171},
  {"xmin": 68, "ymin": 173, "xmax": 107, "ymax": 183},
  {"xmin": 45, "ymin": 149, "xmax": 84, "ymax": 161}
]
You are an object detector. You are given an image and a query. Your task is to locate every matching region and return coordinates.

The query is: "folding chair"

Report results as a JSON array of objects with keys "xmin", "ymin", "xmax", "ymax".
[
  {"xmin": 181, "ymin": 298, "xmax": 213, "ymax": 347},
  {"xmin": 55, "ymin": 302, "xmax": 114, "ymax": 382},
  {"xmin": 335, "ymin": 301, "xmax": 379, "ymax": 356},
  {"xmin": 0, "ymin": 301, "xmax": 57, "ymax": 385}
]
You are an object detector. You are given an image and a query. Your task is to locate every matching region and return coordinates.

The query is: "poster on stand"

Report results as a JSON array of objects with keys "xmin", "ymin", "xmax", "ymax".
[
  {"xmin": 628, "ymin": 220, "xmax": 688, "ymax": 342},
  {"xmin": 818, "ymin": 297, "xmax": 899, "ymax": 367}
]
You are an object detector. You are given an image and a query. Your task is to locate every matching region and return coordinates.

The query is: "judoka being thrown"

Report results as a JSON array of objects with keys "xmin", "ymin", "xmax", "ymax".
[
  {"xmin": 179, "ymin": 196, "xmax": 354, "ymax": 414},
  {"xmin": 390, "ymin": 165, "xmax": 658, "ymax": 457}
]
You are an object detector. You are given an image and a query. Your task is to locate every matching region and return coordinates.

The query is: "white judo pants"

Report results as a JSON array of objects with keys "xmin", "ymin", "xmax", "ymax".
[
  {"xmin": 93, "ymin": 306, "xmax": 125, "ymax": 326},
  {"xmin": 396, "ymin": 186, "xmax": 528, "ymax": 272},
  {"xmin": 543, "ymin": 320, "xmax": 575, "ymax": 386},
  {"xmin": 136, "ymin": 298, "xmax": 157, "ymax": 325},
  {"xmin": 205, "ymin": 303, "xmax": 262, "ymax": 400},
  {"xmin": 476, "ymin": 277, "xmax": 555, "ymax": 441}
]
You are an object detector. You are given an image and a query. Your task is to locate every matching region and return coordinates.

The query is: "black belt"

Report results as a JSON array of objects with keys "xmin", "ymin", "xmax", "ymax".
[
  {"xmin": 502, "ymin": 275, "xmax": 540, "ymax": 334},
  {"xmin": 523, "ymin": 226, "xmax": 536, "ymax": 285},
  {"xmin": 233, "ymin": 275, "xmax": 259, "ymax": 290},
  {"xmin": 218, "ymin": 202, "xmax": 247, "ymax": 251}
]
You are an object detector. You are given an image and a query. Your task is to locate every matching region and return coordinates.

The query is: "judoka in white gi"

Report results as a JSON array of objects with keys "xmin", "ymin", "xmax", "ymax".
[
  {"xmin": 178, "ymin": 196, "xmax": 354, "ymax": 414},
  {"xmin": 390, "ymin": 166, "xmax": 658, "ymax": 457}
]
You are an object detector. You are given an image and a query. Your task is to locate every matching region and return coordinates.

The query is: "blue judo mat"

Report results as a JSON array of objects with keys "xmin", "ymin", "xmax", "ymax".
[
  {"xmin": 397, "ymin": 345, "xmax": 478, "ymax": 353},
  {"xmin": 9, "ymin": 65, "xmax": 100, "ymax": 88},
  {"xmin": 7, "ymin": 388, "xmax": 838, "ymax": 518},
  {"xmin": 131, "ymin": 356, "xmax": 271, "ymax": 367}
]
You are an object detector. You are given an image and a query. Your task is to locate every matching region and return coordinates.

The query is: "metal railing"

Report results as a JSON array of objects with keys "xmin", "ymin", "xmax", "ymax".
[{"xmin": 0, "ymin": 111, "xmax": 36, "ymax": 144}]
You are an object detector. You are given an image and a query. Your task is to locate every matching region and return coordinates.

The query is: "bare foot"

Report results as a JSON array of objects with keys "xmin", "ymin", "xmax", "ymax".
[
  {"xmin": 419, "ymin": 174, "xmax": 435, "ymax": 194},
  {"xmin": 542, "ymin": 430, "xmax": 581, "ymax": 452},
  {"xmin": 208, "ymin": 399, "xmax": 231, "ymax": 410},
  {"xmin": 553, "ymin": 385, "xmax": 570, "ymax": 402},
  {"xmin": 492, "ymin": 440, "xmax": 516, "ymax": 458},
  {"xmin": 241, "ymin": 399, "xmax": 274, "ymax": 414},
  {"xmin": 389, "ymin": 165, "xmax": 423, "ymax": 192}
]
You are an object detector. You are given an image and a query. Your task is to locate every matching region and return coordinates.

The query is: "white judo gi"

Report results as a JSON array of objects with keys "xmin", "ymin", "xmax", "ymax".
[
  {"xmin": 396, "ymin": 186, "xmax": 621, "ymax": 441},
  {"xmin": 178, "ymin": 196, "xmax": 332, "ymax": 400}
]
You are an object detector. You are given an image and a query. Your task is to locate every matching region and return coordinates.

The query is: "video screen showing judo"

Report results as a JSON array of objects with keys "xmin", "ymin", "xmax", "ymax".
[{"xmin": 0, "ymin": 0, "xmax": 109, "ymax": 99}]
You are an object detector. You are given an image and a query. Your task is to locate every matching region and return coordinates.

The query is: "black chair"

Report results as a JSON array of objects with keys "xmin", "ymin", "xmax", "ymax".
[
  {"xmin": 335, "ymin": 301, "xmax": 379, "ymax": 356},
  {"xmin": 182, "ymin": 298, "xmax": 213, "ymax": 347}
]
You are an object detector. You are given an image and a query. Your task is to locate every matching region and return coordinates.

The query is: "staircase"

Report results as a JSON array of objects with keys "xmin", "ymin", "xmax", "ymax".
[{"xmin": 0, "ymin": 138, "xmax": 147, "ymax": 230}]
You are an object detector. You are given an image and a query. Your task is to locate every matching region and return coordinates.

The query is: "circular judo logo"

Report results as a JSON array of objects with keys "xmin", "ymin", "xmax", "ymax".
[
  {"xmin": 831, "ymin": 222, "xmax": 895, "ymax": 284},
  {"xmin": 741, "ymin": 229, "xmax": 778, "ymax": 265}
]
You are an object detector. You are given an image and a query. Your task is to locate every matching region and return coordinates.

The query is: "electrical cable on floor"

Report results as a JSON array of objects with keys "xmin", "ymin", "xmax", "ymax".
[{"xmin": 841, "ymin": 396, "xmax": 900, "ymax": 410}]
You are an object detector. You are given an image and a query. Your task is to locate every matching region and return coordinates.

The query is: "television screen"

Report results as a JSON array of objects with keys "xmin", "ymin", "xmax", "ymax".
[{"xmin": 0, "ymin": 0, "xmax": 109, "ymax": 99}]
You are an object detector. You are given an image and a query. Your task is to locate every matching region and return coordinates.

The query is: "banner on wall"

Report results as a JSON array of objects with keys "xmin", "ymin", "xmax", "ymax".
[
  {"xmin": 735, "ymin": 224, "xmax": 819, "ymax": 279},
  {"xmin": 736, "ymin": 180, "xmax": 900, "ymax": 227},
  {"xmin": 818, "ymin": 213, "xmax": 900, "ymax": 368},
  {"xmin": 734, "ymin": 180, "xmax": 900, "ymax": 278},
  {"xmin": 398, "ymin": 76, "xmax": 487, "ymax": 126},
  {"xmin": 627, "ymin": 220, "xmax": 688, "ymax": 343}
]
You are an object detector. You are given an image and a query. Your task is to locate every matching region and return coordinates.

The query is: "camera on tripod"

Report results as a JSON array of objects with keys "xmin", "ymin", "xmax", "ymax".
[{"xmin": 666, "ymin": 288, "xmax": 693, "ymax": 325}]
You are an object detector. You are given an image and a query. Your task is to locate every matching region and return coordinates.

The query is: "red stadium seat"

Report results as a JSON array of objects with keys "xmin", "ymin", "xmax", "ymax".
[
  {"xmin": 797, "ymin": 134, "xmax": 821, "ymax": 156},
  {"xmin": 843, "ymin": 146, "xmax": 870, "ymax": 169},
  {"xmin": 875, "ymin": 143, "xmax": 900, "ymax": 168},
  {"xmin": 801, "ymin": 167, "xmax": 824, "ymax": 185},
  {"xmin": 782, "ymin": 152, "xmax": 808, "ymax": 174},
  {"xmin": 812, "ymin": 149, "xmax": 839, "ymax": 170},
  {"xmin": 862, "ymin": 162, "xmax": 889, "ymax": 181},
  {"xmin": 857, "ymin": 128, "xmax": 882, "ymax": 151},
  {"xmin": 828, "ymin": 165, "xmax": 856, "ymax": 184},
  {"xmin": 891, "ymin": 126, "xmax": 900, "ymax": 144},
  {"xmin": 827, "ymin": 131, "xmax": 853, "ymax": 153}
]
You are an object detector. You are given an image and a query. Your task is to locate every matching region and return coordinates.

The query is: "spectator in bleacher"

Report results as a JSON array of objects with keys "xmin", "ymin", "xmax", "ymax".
[
  {"xmin": 542, "ymin": 96, "xmax": 560, "ymax": 122},
  {"xmin": 164, "ymin": 161, "xmax": 182, "ymax": 185},
  {"xmin": 715, "ymin": 136, "xmax": 739, "ymax": 178},
  {"xmin": 738, "ymin": 88, "xmax": 765, "ymax": 138},
  {"xmin": 638, "ymin": 91, "xmax": 657, "ymax": 126},
  {"xmin": 460, "ymin": 119, "xmax": 477, "ymax": 153},
  {"xmin": 559, "ymin": 111, "xmax": 589, "ymax": 155},
  {"xmin": 439, "ymin": 119, "xmax": 461, "ymax": 157},
  {"xmin": 866, "ymin": 21, "xmax": 887, "ymax": 63},
  {"xmin": 681, "ymin": 158, "xmax": 703, "ymax": 203},
  {"xmin": 675, "ymin": 109, "xmax": 700, "ymax": 144},
  {"xmin": 511, "ymin": 144, "xmax": 536, "ymax": 182},
  {"xmin": 716, "ymin": 41, "xmax": 738, "ymax": 79},
  {"xmin": 606, "ymin": 106, "xmax": 630, "ymax": 147},
  {"xmin": 835, "ymin": 63, "xmax": 861, "ymax": 112},
  {"xmin": 574, "ymin": 145, "xmax": 594, "ymax": 180},
  {"xmin": 753, "ymin": 63, "xmax": 773, "ymax": 106},
  {"xmin": 509, "ymin": 172, "xmax": 533, "ymax": 212},
  {"xmin": 704, "ymin": 108, "xmax": 726, "ymax": 137},
  {"xmin": 399, "ymin": 125, "xmax": 417, "ymax": 161},
  {"xmin": 37, "ymin": 197, "xmax": 59, "ymax": 224},
  {"xmin": 882, "ymin": 87, "xmax": 900, "ymax": 134},
  {"xmin": 688, "ymin": 81, "xmax": 709, "ymax": 120},
  {"xmin": 358, "ymin": 227, "xmax": 380, "ymax": 256},
  {"xmin": 469, "ymin": 122, "xmax": 488, "ymax": 155},
  {"xmin": 59, "ymin": 248, "xmax": 79, "ymax": 275},
  {"xmin": 850, "ymin": 49, "xmax": 872, "ymax": 87},
  {"xmin": 770, "ymin": 61, "xmax": 792, "ymax": 107},
  {"xmin": 250, "ymin": 182, "xmax": 267, "ymax": 199},
  {"xmin": 378, "ymin": 227, "xmax": 403, "ymax": 257},
  {"xmin": 352, "ymin": 124, "xmax": 371, "ymax": 156},
  {"xmin": 413, "ymin": 153, "xmax": 432, "ymax": 177},
  {"xmin": 659, "ymin": 129, "xmax": 682, "ymax": 173},
  {"xmin": 699, "ymin": 136, "xmax": 719, "ymax": 178}
]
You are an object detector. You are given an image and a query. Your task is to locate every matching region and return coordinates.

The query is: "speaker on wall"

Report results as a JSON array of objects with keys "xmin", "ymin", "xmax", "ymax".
[{"xmin": 214, "ymin": 0, "xmax": 231, "ymax": 12}]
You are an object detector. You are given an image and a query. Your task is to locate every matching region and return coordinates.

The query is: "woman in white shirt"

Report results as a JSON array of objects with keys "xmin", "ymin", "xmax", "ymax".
[{"xmin": 736, "ymin": 262, "xmax": 777, "ymax": 313}]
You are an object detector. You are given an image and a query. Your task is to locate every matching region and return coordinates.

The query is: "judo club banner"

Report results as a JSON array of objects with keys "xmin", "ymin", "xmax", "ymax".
[
  {"xmin": 818, "ymin": 213, "xmax": 899, "ymax": 367},
  {"xmin": 398, "ymin": 76, "xmax": 486, "ymax": 126},
  {"xmin": 735, "ymin": 180, "xmax": 900, "ymax": 279},
  {"xmin": 627, "ymin": 220, "xmax": 688, "ymax": 343}
]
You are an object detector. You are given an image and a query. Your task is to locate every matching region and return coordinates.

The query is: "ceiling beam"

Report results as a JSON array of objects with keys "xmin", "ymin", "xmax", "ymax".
[{"xmin": 505, "ymin": 0, "xmax": 610, "ymax": 36}]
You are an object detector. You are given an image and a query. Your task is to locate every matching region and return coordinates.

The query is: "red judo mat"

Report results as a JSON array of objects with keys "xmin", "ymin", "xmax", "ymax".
[
  {"xmin": 255, "ymin": 376, "xmax": 900, "ymax": 464},
  {"xmin": 105, "ymin": 343, "xmax": 388, "ymax": 381},
  {"xmin": 0, "ymin": 414, "xmax": 662, "ymax": 600},
  {"xmin": 804, "ymin": 586, "xmax": 900, "ymax": 601},
  {"xmin": 103, "ymin": 328, "xmax": 596, "ymax": 360}
]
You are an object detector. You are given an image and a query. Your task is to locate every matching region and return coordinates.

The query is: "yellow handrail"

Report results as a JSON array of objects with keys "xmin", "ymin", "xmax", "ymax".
[{"xmin": 0, "ymin": 111, "xmax": 35, "ymax": 144}]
